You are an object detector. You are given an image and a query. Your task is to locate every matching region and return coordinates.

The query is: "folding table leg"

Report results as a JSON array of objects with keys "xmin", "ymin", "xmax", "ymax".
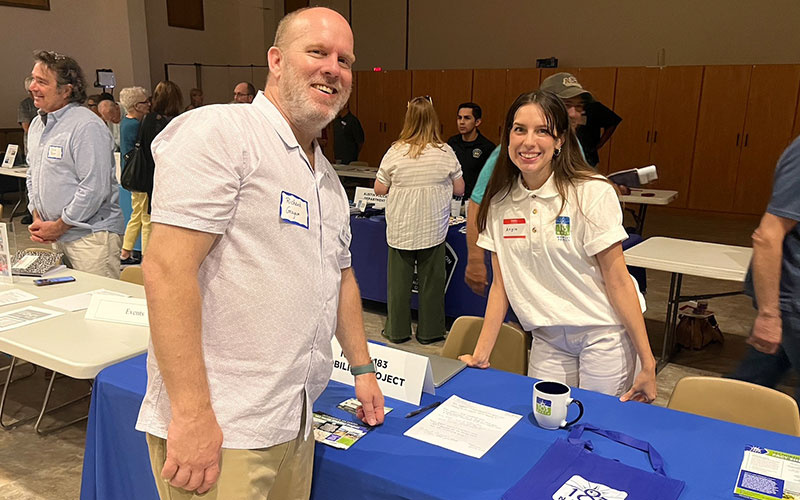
[
  {"xmin": 657, "ymin": 272, "xmax": 683, "ymax": 373},
  {"xmin": 0, "ymin": 358, "xmax": 36, "ymax": 386}
]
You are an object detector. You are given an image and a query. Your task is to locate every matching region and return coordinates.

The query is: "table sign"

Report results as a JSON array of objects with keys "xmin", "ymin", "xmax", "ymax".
[
  {"xmin": 2, "ymin": 145, "xmax": 18, "ymax": 168},
  {"xmin": 330, "ymin": 337, "xmax": 434, "ymax": 405},
  {"xmin": 85, "ymin": 295, "xmax": 149, "ymax": 327},
  {"xmin": 354, "ymin": 187, "xmax": 387, "ymax": 209}
]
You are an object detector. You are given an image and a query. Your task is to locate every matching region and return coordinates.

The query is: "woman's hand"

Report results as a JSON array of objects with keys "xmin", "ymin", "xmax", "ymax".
[
  {"xmin": 458, "ymin": 354, "xmax": 490, "ymax": 369},
  {"xmin": 619, "ymin": 367, "xmax": 657, "ymax": 403}
]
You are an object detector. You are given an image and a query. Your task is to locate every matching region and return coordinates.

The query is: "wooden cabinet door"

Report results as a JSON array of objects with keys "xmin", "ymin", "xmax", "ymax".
[
  {"xmin": 576, "ymin": 67, "xmax": 618, "ymax": 172},
  {"xmin": 471, "ymin": 69, "xmax": 507, "ymax": 145},
  {"xmin": 734, "ymin": 65, "xmax": 800, "ymax": 214},
  {"xmin": 607, "ymin": 67, "xmax": 659, "ymax": 173},
  {"xmin": 649, "ymin": 66, "xmax": 704, "ymax": 208},
  {"xmin": 381, "ymin": 70, "xmax": 413, "ymax": 161},
  {"xmin": 355, "ymin": 70, "xmax": 386, "ymax": 166},
  {"xmin": 411, "ymin": 69, "xmax": 472, "ymax": 140},
  {"xmin": 688, "ymin": 65, "xmax": 752, "ymax": 212},
  {"xmin": 504, "ymin": 68, "xmax": 540, "ymax": 112}
]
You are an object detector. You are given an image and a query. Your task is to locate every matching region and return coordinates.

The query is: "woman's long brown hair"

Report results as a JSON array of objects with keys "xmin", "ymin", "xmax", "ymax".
[
  {"xmin": 394, "ymin": 96, "xmax": 445, "ymax": 159},
  {"xmin": 476, "ymin": 90, "xmax": 602, "ymax": 233}
]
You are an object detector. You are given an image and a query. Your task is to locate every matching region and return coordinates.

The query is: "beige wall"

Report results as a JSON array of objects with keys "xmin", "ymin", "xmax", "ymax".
[
  {"xmin": 0, "ymin": 0, "xmax": 149, "ymax": 128},
  {"xmin": 144, "ymin": 0, "xmax": 277, "ymax": 106}
]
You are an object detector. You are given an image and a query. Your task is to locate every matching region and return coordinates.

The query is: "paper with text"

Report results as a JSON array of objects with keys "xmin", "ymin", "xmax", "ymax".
[
  {"xmin": 44, "ymin": 289, "xmax": 129, "ymax": 312},
  {"xmin": 84, "ymin": 295, "xmax": 148, "ymax": 326},
  {"xmin": 403, "ymin": 395, "xmax": 522, "ymax": 459},
  {"xmin": 0, "ymin": 289, "xmax": 37, "ymax": 306},
  {"xmin": 0, "ymin": 306, "xmax": 63, "ymax": 332}
]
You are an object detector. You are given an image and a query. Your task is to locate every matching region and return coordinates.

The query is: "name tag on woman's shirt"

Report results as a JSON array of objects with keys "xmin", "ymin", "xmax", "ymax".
[
  {"xmin": 279, "ymin": 191, "xmax": 309, "ymax": 229},
  {"xmin": 503, "ymin": 218, "xmax": 526, "ymax": 239}
]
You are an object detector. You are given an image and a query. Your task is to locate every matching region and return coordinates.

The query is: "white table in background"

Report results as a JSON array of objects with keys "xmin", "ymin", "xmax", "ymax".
[
  {"xmin": 0, "ymin": 166, "xmax": 28, "ymax": 226},
  {"xmin": 618, "ymin": 188, "xmax": 678, "ymax": 234},
  {"xmin": 0, "ymin": 269, "xmax": 148, "ymax": 433},
  {"xmin": 333, "ymin": 163, "xmax": 378, "ymax": 179},
  {"xmin": 623, "ymin": 237, "xmax": 752, "ymax": 371}
]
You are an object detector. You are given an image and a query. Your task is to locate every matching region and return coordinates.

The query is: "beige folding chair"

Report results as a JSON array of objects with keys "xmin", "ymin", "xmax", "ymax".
[
  {"xmin": 120, "ymin": 265, "xmax": 144, "ymax": 285},
  {"xmin": 441, "ymin": 316, "xmax": 530, "ymax": 375},
  {"xmin": 667, "ymin": 376, "xmax": 800, "ymax": 436}
]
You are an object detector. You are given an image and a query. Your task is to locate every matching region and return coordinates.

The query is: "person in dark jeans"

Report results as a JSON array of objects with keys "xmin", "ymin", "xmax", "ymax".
[{"xmin": 729, "ymin": 135, "xmax": 800, "ymax": 403}]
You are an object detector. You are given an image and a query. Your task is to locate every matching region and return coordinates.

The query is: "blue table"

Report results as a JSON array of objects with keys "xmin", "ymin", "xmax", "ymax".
[
  {"xmin": 81, "ymin": 355, "xmax": 799, "ymax": 500},
  {"xmin": 350, "ymin": 215, "xmax": 646, "ymax": 320}
]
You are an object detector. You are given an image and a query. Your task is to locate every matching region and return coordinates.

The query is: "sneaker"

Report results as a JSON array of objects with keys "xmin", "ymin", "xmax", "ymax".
[
  {"xmin": 120, "ymin": 256, "xmax": 141, "ymax": 266},
  {"xmin": 380, "ymin": 329, "xmax": 410, "ymax": 344},
  {"xmin": 416, "ymin": 336, "xmax": 446, "ymax": 345}
]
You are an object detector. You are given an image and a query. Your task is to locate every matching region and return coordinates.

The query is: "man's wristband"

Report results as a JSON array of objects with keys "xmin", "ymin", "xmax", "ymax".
[{"xmin": 350, "ymin": 361, "xmax": 375, "ymax": 376}]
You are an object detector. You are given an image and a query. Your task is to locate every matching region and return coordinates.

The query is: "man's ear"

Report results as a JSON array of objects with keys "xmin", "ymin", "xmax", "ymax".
[
  {"xmin": 267, "ymin": 47, "xmax": 283, "ymax": 78},
  {"xmin": 474, "ymin": 118, "xmax": 482, "ymax": 128}
]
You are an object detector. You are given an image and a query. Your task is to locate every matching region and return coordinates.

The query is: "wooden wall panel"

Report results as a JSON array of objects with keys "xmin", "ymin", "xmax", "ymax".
[
  {"xmin": 471, "ymin": 69, "xmax": 506, "ymax": 145},
  {"xmin": 607, "ymin": 67, "xmax": 659, "ymax": 172}
]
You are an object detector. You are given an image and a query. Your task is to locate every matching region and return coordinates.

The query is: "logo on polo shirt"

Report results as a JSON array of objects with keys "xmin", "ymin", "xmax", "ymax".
[
  {"xmin": 555, "ymin": 216, "xmax": 571, "ymax": 242},
  {"xmin": 472, "ymin": 148, "xmax": 482, "ymax": 158}
]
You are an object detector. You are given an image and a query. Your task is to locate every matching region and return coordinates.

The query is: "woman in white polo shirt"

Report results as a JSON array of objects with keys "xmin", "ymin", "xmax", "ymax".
[
  {"xmin": 459, "ymin": 90, "xmax": 657, "ymax": 402},
  {"xmin": 374, "ymin": 96, "xmax": 465, "ymax": 344}
]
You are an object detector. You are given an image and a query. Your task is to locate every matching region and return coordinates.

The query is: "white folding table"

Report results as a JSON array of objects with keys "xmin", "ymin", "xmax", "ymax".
[
  {"xmin": 0, "ymin": 269, "xmax": 148, "ymax": 433},
  {"xmin": 623, "ymin": 237, "xmax": 752, "ymax": 371},
  {"xmin": 0, "ymin": 166, "xmax": 29, "ymax": 226},
  {"xmin": 618, "ymin": 188, "xmax": 678, "ymax": 234},
  {"xmin": 333, "ymin": 163, "xmax": 378, "ymax": 179}
]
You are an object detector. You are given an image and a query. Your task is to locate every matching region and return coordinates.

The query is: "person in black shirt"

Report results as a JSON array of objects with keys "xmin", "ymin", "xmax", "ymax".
[
  {"xmin": 333, "ymin": 102, "xmax": 364, "ymax": 164},
  {"xmin": 446, "ymin": 102, "xmax": 495, "ymax": 199},
  {"xmin": 576, "ymin": 100, "xmax": 621, "ymax": 168}
]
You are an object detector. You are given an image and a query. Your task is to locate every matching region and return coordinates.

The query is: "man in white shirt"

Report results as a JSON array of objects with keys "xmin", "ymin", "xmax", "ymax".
[{"xmin": 135, "ymin": 7, "xmax": 384, "ymax": 499}]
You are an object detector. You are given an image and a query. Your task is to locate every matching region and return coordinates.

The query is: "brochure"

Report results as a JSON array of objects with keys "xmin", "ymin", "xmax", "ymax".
[
  {"xmin": 734, "ymin": 445, "xmax": 800, "ymax": 499},
  {"xmin": 312, "ymin": 412, "xmax": 372, "ymax": 450},
  {"xmin": 337, "ymin": 398, "xmax": 393, "ymax": 417}
]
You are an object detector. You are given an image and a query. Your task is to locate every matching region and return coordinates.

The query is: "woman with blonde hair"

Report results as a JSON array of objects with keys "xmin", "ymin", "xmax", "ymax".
[
  {"xmin": 460, "ymin": 90, "xmax": 656, "ymax": 402},
  {"xmin": 119, "ymin": 86, "xmax": 151, "ymax": 263},
  {"xmin": 374, "ymin": 96, "xmax": 465, "ymax": 344}
]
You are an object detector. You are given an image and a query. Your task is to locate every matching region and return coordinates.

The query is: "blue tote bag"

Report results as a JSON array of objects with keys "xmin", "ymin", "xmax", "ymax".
[{"xmin": 503, "ymin": 423, "xmax": 685, "ymax": 500}]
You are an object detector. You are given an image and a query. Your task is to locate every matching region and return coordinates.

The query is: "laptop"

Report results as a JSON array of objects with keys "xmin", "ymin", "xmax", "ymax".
[{"xmin": 424, "ymin": 353, "xmax": 467, "ymax": 388}]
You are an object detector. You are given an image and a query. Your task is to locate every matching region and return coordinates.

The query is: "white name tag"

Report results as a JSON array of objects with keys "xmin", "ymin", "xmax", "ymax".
[
  {"xmin": 279, "ymin": 191, "xmax": 309, "ymax": 229},
  {"xmin": 503, "ymin": 218, "xmax": 526, "ymax": 239},
  {"xmin": 47, "ymin": 145, "xmax": 63, "ymax": 160},
  {"xmin": 330, "ymin": 337, "xmax": 434, "ymax": 405},
  {"xmin": 84, "ymin": 295, "xmax": 149, "ymax": 327}
]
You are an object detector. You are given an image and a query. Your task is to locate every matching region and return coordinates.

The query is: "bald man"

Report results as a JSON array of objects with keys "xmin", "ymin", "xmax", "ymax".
[
  {"xmin": 232, "ymin": 81, "xmax": 256, "ymax": 103},
  {"xmin": 135, "ymin": 7, "xmax": 384, "ymax": 499},
  {"xmin": 98, "ymin": 99, "xmax": 122, "ymax": 150}
]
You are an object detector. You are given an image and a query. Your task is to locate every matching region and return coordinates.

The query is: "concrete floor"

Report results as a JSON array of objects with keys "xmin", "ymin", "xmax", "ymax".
[{"xmin": 0, "ymin": 204, "xmax": 790, "ymax": 500}]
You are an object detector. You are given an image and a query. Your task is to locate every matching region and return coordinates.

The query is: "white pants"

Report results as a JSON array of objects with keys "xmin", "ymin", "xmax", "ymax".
[
  {"xmin": 527, "ymin": 324, "xmax": 637, "ymax": 397},
  {"xmin": 53, "ymin": 231, "xmax": 122, "ymax": 279}
]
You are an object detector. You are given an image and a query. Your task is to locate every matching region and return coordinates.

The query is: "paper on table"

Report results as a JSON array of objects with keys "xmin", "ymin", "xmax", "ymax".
[
  {"xmin": 43, "ymin": 289, "xmax": 129, "ymax": 312},
  {"xmin": 0, "ymin": 289, "xmax": 38, "ymax": 306},
  {"xmin": 0, "ymin": 306, "xmax": 63, "ymax": 332},
  {"xmin": 403, "ymin": 395, "xmax": 522, "ymax": 459}
]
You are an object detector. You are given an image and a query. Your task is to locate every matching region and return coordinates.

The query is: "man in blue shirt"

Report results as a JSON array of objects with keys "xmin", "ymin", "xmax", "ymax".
[
  {"xmin": 26, "ymin": 50, "xmax": 124, "ymax": 278},
  {"xmin": 731, "ymin": 136, "xmax": 800, "ymax": 402}
]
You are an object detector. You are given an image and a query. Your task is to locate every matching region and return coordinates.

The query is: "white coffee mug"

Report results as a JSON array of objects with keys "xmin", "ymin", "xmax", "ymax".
[{"xmin": 533, "ymin": 380, "xmax": 584, "ymax": 430}]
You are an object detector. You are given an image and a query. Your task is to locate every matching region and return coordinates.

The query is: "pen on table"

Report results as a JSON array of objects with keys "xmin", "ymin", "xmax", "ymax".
[{"xmin": 404, "ymin": 401, "xmax": 442, "ymax": 418}]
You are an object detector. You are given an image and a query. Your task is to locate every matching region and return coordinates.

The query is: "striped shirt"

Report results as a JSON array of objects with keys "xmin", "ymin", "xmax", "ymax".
[{"xmin": 377, "ymin": 142, "xmax": 462, "ymax": 250}]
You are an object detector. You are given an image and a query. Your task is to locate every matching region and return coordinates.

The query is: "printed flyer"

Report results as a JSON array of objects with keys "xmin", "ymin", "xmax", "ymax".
[
  {"xmin": 312, "ymin": 412, "xmax": 371, "ymax": 450},
  {"xmin": 734, "ymin": 445, "xmax": 800, "ymax": 499}
]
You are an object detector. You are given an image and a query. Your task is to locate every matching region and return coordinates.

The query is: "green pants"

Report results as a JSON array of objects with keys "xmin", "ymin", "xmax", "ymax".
[{"xmin": 385, "ymin": 242, "xmax": 446, "ymax": 342}]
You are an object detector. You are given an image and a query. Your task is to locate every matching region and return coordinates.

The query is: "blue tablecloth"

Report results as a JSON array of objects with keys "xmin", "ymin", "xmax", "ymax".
[
  {"xmin": 350, "ymin": 215, "xmax": 646, "ymax": 320},
  {"xmin": 81, "ymin": 355, "xmax": 799, "ymax": 500}
]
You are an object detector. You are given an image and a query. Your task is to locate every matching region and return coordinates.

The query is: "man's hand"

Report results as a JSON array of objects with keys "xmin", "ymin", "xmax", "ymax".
[
  {"xmin": 161, "ymin": 410, "xmax": 224, "ymax": 494},
  {"xmin": 29, "ymin": 218, "xmax": 69, "ymax": 243},
  {"xmin": 748, "ymin": 313, "xmax": 782, "ymax": 354},
  {"xmin": 354, "ymin": 373, "xmax": 384, "ymax": 426},
  {"xmin": 619, "ymin": 367, "xmax": 657, "ymax": 403},
  {"xmin": 465, "ymin": 260, "xmax": 488, "ymax": 296}
]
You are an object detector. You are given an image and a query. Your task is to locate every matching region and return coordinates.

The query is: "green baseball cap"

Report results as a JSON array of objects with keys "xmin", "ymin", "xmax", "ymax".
[{"xmin": 540, "ymin": 72, "xmax": 593, "ymax": 101}]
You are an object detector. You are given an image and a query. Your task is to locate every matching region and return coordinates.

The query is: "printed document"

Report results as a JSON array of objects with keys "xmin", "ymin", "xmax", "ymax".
[{"xmin": 404, "ymin": 395, "xmax": 522, "ymax": 459}]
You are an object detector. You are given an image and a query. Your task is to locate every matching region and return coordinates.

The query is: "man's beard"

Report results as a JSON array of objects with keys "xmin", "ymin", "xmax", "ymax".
[{"xmin": 279, "ymin": 64, "xmax": 351, "ymax": 133}]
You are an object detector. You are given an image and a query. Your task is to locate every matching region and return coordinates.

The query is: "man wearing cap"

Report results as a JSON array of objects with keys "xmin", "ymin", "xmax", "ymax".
[{"xmin": 464, "ymin": 73, "xmax": 593, "ymax": 296}]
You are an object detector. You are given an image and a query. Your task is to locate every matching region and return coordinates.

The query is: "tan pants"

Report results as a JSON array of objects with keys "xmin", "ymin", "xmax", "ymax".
[
  {"xmin": 146, "ymin": 423, "xmax": 314, "ymax": 499},
  {"xmin": 122, "ymin": 192, "xmax": 151, "ymax": 253},
  {"xmin": 53, "ymin": 231, "xmax": 122, "ymax": 279}
]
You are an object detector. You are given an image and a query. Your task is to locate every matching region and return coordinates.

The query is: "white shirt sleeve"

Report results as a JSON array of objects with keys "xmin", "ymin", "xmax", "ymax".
[
  {"xmin": 376, "ymin": 146, "xmax": 395, "ymax": 186},
  {"xmin": 581, "ymin": 180, "xmax": 628, "ymax": 257}
]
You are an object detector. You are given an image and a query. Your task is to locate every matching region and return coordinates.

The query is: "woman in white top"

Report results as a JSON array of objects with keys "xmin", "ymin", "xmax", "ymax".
[
  {"xmin": 459, "ymin": 90, "xmax": 656, "ymax": 402},
  {"xmin": 374, "ymin": 96, "xmax": 465, "ymax": 344}
]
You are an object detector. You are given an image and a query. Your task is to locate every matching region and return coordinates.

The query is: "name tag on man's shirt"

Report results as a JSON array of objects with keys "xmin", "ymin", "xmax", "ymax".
[
  {"xmin": 279, "ymin": 191, "xmax": 309, "ymax": 229},
  {"xmin": 503, "ymin": 218, "xmax": 526, "ymax": 239},
  {"xmin": 47, "ymin": 145, "xmax": 63, "ymax": 160}
]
